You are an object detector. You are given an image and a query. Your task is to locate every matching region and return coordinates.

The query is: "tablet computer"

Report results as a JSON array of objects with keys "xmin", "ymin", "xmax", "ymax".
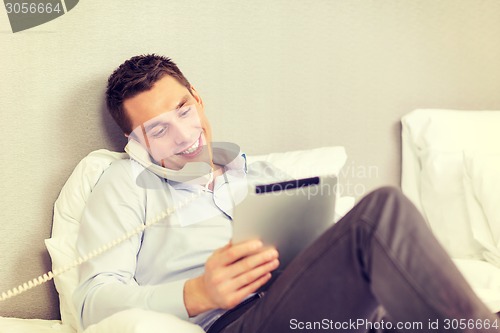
[{"xmin": 231, "ymin": 175, "xmax": 337, "ymax": 270}]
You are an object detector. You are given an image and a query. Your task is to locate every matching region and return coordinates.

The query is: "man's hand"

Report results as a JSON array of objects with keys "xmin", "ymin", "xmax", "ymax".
[{"xmin": 184, "ymin": 239, "xmax": 279, "ymax": 317}]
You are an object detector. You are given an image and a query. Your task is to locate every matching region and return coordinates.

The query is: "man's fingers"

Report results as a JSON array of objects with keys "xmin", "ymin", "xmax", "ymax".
[
  {"xmin": 216, "ymin": 256, "xmax": 278, "ymax": 296},
  {"xmin": 231, "ymin": 258, "xmax": 279, "ymax": 287},
  {"xmin": 231, "ymin": 272, "xmax": 273, "ymax": 305},
  {"xmin": 217, "ymin": 239, "xmax": 263, "ymax": 266},
  {"xmin": 224, "ymin": 247, "xmax": 279, "ymax": 279}
]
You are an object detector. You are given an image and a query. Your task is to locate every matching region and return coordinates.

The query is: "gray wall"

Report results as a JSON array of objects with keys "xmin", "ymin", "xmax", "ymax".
[{"xmin": 1, "ymin": 0, "xmax": 500, "ymax": 320}]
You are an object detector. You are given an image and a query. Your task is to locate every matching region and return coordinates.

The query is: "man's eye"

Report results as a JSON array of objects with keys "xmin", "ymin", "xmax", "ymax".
[
  {"xmin": 150, "ymin": 126, "xmax": 167, "ymax": 138},
  {"xmin": 179, "ymin": 105, "xmax": 192, "ymax": 117}
]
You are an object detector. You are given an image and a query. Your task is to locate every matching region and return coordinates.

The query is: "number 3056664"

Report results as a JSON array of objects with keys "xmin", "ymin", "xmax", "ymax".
[{"xmin": 5, "ymin": 2, "xmax": 62, "ymax": 14}]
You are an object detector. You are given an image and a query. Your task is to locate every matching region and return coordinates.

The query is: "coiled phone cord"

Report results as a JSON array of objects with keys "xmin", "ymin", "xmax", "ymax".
[{"xmin": 0, "ymin": 190, "xmax": 202, "ymax": 301}]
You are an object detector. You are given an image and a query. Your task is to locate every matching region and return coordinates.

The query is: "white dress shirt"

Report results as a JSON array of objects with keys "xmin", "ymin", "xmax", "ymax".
[{"xmin": 73, "ymin": 153, "xmax": 286, "ymax": 330}]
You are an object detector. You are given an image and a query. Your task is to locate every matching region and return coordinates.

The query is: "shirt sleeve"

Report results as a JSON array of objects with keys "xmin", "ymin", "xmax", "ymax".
[{"xmin": 72, "ymin": 160, "xmax": 190, "ymax": 330}]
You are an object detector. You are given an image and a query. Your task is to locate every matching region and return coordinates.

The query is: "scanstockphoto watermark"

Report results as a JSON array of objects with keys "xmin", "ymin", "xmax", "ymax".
[
  {"xmin": 289, "ymin": 318, "xmax": 423, "ymax": 331},
  {"xmin": 4, "ymin": 0, "xmax": 79, "ymax": 33},
  {"xmin": 289, "ymin": 318, "xmax": 499, "ymax": 331}
]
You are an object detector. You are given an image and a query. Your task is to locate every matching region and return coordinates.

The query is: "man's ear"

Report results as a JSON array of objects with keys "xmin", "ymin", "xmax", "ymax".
[{"xmin": 190, "ymin": 86, "xmax": 204, "ymax": 107}]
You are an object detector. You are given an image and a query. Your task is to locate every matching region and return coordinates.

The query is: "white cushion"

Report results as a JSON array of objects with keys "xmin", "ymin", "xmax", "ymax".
[
  {"xmin": 0, "ymin": 316, "xmax": 73, "ymax": 333},
  {"xmin": 83, "ymin": 309, "xmax": 204, "ymax": 333},
  {"xmin": 401, "ymin": 109, "xmax": 500, "ymax": 258},
  {"xmin": 46, "ymin": 150, "xmax": 128, "ymax": 332},
  {"xmin": 401, "ymin": 109, "xmax": 500, "ymax": 210},
  {"xmin": 418, "ymin": 149, "xmax": 483, "ymax": 258},
  {"xmin": 453, "ymin": 259, "xmax": 500, "ymax": 313},
  {"xmin": 463, "ymin": 152, "xmax": 500, "ymax": 267},
  {"xmin": 246, "ymin": 146, "xmax": 347, "ymax": 179},
  {"xmin": 401, "ymin": 109, "xmax": 500, "ymax": 313},
  {"xmin": 46, "ymin": 146, "xmax": 351, "ymax": 331}
]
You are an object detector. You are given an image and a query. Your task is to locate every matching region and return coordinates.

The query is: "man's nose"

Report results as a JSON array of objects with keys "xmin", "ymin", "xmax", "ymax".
[{"xmin": 172, "ymin": 124, "xmax": 192, "ymax": 145}]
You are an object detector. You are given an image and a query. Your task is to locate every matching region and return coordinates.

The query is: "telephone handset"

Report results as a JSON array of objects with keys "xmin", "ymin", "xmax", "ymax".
[
  {"xmin": 125, "ymin": 138, "xmax": 213, "ymax": 184},
  {"xmin": 125, "ymin": 138, "xmax": 243, "ymax": 184}
]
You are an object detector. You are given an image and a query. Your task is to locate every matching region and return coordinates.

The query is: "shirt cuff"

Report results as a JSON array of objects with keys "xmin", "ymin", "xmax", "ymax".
[{"xmin": 148, "ymin": 278, "xmax": 189, "ymax": 319}]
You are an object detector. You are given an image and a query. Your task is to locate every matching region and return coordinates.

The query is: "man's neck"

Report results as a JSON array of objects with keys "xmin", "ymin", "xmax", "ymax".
[{"xmin": 207, "ymin": 164, "xmax": 224, "ymax": 191}]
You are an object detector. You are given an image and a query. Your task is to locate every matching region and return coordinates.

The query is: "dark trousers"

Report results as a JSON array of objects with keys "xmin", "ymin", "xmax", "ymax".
[{"xmin": 210, "ymin": 187, "xmax": 499, "ymax": 333}]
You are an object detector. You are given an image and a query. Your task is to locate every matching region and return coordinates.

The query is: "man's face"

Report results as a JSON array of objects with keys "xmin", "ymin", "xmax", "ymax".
[{"xmin": 124, "ymin": 75, "xmax": 212, "ymax": 170}]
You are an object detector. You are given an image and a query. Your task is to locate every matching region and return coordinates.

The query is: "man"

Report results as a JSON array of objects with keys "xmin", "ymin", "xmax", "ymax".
[{"xmin": 73, "ymin": 54, "xmax": 499, "ymax": 333}]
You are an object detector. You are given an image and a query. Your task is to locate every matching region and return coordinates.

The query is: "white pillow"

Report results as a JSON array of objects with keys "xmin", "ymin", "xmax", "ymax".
[
  {"xmin": 246, "ymin": 146, "xmax": 347, "ymax": 179},
  {"xmin": 463, "ymin": 152, "xmax": 500, "ymax": 267},
  {"xmin": 453, "ymin": 258, "xmax": 500, "ymax": 313},
  {"xmin": 401, "ymin": 109, "xmax": 500, "ymax": 259},
  {"xmin": 83, "ymin": 309, "xmax": 204, "ymax": 333},
  {"xmin": 402, "ymin": 109, "xmax": 500, "ymax": 208},
  {"xmin": 46, "ymin": 147, "xmax": 351, "ymax": 332},
  {"xmin": 46, "ymin": 150, "xmax": 128, "ymax": 332},
  {"xmin": 0, "ymin": 316, "xmax": 74, "ymax": 333},
  {"xmin": 403, "ymin": 109, "xmax": 500, "ymax": 152},
  {"xmin": 419, "ymin": 149, "xmax": 483, "ymax": 258}
]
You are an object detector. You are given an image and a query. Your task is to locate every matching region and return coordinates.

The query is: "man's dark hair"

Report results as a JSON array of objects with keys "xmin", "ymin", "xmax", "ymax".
[{"xmin": 106, "ymin": 54, "xmax": 191, "ymax": 134}]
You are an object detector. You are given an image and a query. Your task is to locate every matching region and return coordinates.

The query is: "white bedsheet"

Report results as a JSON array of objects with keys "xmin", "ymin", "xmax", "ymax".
[
  {"xmin": 0, "ymin": 316, "xmax": 74, "ymax": 333},
  {"xmin": 453, "ymin": 259, "xmax": 500, "ymax": 313}
]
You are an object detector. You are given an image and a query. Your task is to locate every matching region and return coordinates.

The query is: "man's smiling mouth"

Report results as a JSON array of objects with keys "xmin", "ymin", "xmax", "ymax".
[{"xmin": 177, "ymin": 135, "xmax": 203, "ymax": 157}]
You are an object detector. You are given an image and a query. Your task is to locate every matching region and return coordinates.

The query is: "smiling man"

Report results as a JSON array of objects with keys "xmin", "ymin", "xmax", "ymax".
[{"xmin": 73, "ymin": 54, "xmax": 499, "ymax": 333}]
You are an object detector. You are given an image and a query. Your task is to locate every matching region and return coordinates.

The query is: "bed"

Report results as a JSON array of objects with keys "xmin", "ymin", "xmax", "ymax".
[{"xmin": 2, "ymin": 108, "xmax": 500, "ymax": 332}]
